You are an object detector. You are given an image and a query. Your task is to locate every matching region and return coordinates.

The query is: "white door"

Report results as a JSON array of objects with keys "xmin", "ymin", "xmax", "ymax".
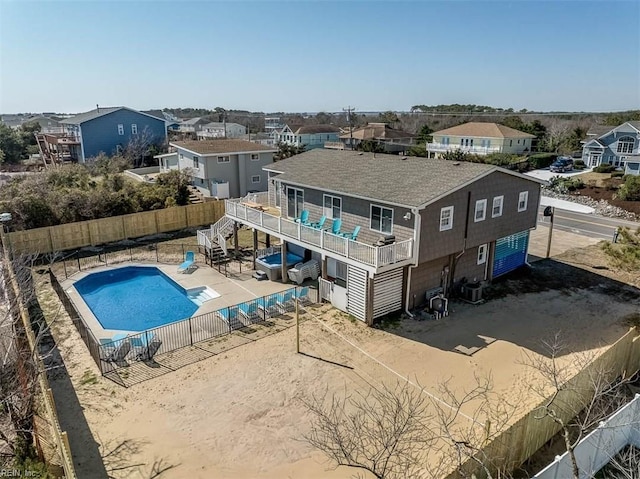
[
  {"xmin": 331, "ymin": 284, "xmax": 348, "ymax": 311},
  {"xmin": 589, "ymin": 153, "xmax": 601, "ymax": 167}
]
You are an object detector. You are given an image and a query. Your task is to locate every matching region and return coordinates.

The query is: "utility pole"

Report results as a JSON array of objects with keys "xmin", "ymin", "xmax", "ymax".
[
  {"xmin": 343, "ymin": 106, "xmax": 355, "ymax": 150},
  {"xmin": 544, "ymin": 206, "xmax": 555, "ymax": 258}
]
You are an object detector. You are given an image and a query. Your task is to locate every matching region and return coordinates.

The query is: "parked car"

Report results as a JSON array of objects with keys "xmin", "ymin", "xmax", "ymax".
[{"xmin": 550, "ymin": 157, "xmax": 574, "ymax": 173}]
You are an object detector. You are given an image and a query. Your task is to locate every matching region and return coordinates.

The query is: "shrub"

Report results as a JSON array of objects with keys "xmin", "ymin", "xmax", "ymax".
[
  {"xmin": 594, "ymin": 164, "xmax": 616, "ymax": 173},
  {"xmin": 611, "ymin": 171, "xmax": 625, "ymax": 178},
  {"xmin": 529, "ymin": 153, "xmax": 557, "ymax": 169},
  {"xmin": 618, "ymin": 175, "xmax": 640, "ymax": 201},
  {"xmin": 574, "ymin": 159, "xmax": 585, "ymax": 167}
]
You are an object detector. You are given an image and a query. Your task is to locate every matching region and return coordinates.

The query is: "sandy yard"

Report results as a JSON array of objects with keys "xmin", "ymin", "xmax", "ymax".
[{"xmin": 35, "ymin": 236, "xmax": 640, "ymax": 479}]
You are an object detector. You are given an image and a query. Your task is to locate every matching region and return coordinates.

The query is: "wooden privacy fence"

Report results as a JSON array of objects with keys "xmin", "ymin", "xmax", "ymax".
[
  {"xmin": 3, "ymin": 248, "xmax": 77, "ymax": 477},
  {"xmin": 446, "ymin": 327, "xmax": 640, "ymax": 479},
  {"xmin": 3, "ymin": 201, "xmax": 225, "ymax": 255}
]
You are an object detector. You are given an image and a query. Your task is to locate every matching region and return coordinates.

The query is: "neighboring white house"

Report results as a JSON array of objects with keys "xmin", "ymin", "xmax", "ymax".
[
  {"xmin": 274, "ymin": 124, "xmax": 341, "ymax": 149},
  {"xmin": 581, "ymin": 121, "xmax": 640, "ymax": 175},
  {"xmin": 196, "ymin": 122, "xmax": 247, "ymax": 139},
  {"xmin": 427, "ymin": 122, "xmax": 536, "ymax": 158},
  {"xmin": 178, "ymin": 117, "xmax": 209, "ymax": 133}
]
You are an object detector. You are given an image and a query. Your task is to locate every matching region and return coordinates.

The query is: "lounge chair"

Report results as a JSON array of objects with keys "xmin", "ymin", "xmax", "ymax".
[
  {"xmin": 294, "ymin": 210, "xmax": 310, "ymax": 225},
  {"xmin": 341, "ymin": 225, "xmax": 361, "ymax": 241},
  {"xmin": 106, "ymin": 338, "xmax": 132, "ymax": 363},
  {"xmin": 178, "ymin": 251, "xmax": 197, "ymax": 273},
  {"xmin": 276, "ymin": 290, "xmax": 296, "ymax": 313},
  {"xmin": 327, "ymin": 218, "xmax": 342, "ymax": 235},
  {"xmin": 218, "ymin": 307, "xmax": 243, "ymax": 329},
  {"xmin": 135, "ymin": 336, "xmax": 163, "ymax": 361},
  {"xmin": 310, "ymin": 216, "xmax": 327, "ymax": 229},
  {"xmin": 258, "ymin": 295, "xmax": 279, "ymax": 317},
  {"xmin": 294, "ymin": 287, "xmax": 311, "ymax": 305},
  {"xmin": 238, "ymin": 300, "xmax": 262, "ymax": 322}
]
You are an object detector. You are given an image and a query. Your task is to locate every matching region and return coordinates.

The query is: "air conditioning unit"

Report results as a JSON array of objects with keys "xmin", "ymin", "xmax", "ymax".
[{"xmin": 463, "ymin": 283, "xmax": 483, "ymax": 303}]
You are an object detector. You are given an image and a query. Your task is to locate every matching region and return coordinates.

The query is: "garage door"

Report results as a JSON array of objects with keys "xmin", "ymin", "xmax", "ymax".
[{"xmin": 493, "ymin": 230, "xmax": 529, "ymax": 278}]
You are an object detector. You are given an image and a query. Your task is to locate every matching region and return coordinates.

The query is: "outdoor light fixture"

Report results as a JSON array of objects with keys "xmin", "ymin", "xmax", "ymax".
[{"xmin": 403, "ymin": 212, "xmax": 411, "ymax": 221}]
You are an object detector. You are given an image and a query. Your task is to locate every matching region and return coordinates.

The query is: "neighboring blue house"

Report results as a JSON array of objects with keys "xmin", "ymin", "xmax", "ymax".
[
  {"xmin": 275, "ymin": 124, "xmax": 341, "ymax": 150},
  {"xmin": 582, "ymin": 121, "xmax": 640, "ymax": 175},
  {"xmin": 59, "ymin": 106, "xmax": 167, "ymax": 162}
]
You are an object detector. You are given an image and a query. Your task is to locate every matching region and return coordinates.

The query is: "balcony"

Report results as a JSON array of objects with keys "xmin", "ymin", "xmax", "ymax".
[
  {"xmin": 224, "ymin": 195, "xmax": 414, "ymax": 271},
  {"xmin": 427, "ymin": 143, "xmax": 501, "ymax": 155}
]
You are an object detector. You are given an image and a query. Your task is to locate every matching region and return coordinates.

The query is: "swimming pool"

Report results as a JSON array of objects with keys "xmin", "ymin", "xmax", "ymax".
[{"xmin": 74, "ymin": 266, "xmax": 199, "ymax": 331}]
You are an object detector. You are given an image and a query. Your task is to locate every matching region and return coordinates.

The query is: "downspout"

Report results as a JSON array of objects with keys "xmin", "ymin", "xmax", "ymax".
[
  {"xmin": 449, "ymin": 191, "xmax": 472, "ymax": 294},
  {"xmin": 404, "ymin": 206, "xmax": 421, "ymax": 318}
]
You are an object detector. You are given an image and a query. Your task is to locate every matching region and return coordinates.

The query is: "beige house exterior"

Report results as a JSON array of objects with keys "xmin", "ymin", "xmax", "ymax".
[{"xmin": 427, "ymin": 122, "xmax": 536, "ymax": 158}]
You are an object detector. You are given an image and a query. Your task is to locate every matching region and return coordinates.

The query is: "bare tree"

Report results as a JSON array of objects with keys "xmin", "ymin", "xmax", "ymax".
[
  {"xmin": 521, "ymin": 333, "xmax": 633, "ymax": 479},
  {"xmin": 601, "ymin": 445, "xmax": 640, "ymax": 479},
  {"xmin": 302, "ymin": 382, "xmax": 437, "ymax": 479},
  {"xmin": 123, "ymin": 126, "xmax": 158, "ymax": 168}
]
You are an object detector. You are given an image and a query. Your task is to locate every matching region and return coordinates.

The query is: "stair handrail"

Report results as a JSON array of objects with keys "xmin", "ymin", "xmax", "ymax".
[{"xmin": 216, "ymin": 232, "xmax": 228, "ymax": 256}]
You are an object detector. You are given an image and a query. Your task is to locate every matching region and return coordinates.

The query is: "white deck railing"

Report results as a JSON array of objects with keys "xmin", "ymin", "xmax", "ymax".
[
  {"xmin": 427, "ymin": 143, "xmax": 501, "ymax": 155},
  {"xmin": 224, "ymin": 200, "xmax": 413, "ymax": 269}
]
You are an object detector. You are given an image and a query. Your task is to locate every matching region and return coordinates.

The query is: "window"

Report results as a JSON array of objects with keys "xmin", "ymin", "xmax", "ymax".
[
  {"xmin": 439, "ymin": 206, "xmax": 454, "ymax": 231},
  {"xmin": 251, "ymin": 175, "xmax": 261, "ymax": 184},
  {"xmin": 217, "ymin": 156, "xmax": 230, "ymax": 163},
  {"xmin": 370, "ymin": 204, "xmax": 393, "ymax": 234},
  {"xmin": 509, "ymin": 140, "xmax": 513, "ymax": 146},
  {"xmin": 474, "ymin": 199, "xmax": 487, "ymax": 222},
  {"xmin": 323, "ymin": 194, "xmax": 342, "ymax": 220},
  {"xmin": 477, "ymin": 244, "xmax": 488, "ymax": 265},
  {"xmin": 518, "ymin": 191, "xmax": 528, "ymax": 212},
  {"xmin": 250, "ymin": 153, "xmax": 260, "ymax": 161},
  {"xmin": 492, "ymin": 196, "xmax": 504, "ymax": 218},
  {"xmin": 193, "ymin": 156, "xmax": 200, "ymax": 169},
  {"xmin": 117, "ymin": 124, "xmax": 124, "ymax": 135},
  {"xmin": 617, "ymin": 136, "xmax": 635, "ymax": 154},
  {"xmin": 286, "ymin": 187, "xmax": 304, "ymax": 218},
  {"xmin": 131, "ymin": 124, "xmax": 138, "ymax": 135}
]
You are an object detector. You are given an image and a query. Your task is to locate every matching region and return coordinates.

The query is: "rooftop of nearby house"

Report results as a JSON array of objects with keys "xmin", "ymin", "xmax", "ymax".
[
  {"xmin": 284, "ymin": 124, "xmax": 341, "ymax": 135},
  {"xmin": 339, "ymin": 123, "xmax": 416, "ymax": 141},
  {"xmin": 201, "ymin": 122, "xmax": 245, "ymax": 129},
  {"xmin": 431, "ymin": 122, "xmax": 536, "ymax": 139},
  {"xmin": 584, "ymin": 121, "xmax": 640, "ymax": 142},
  {"xmin": 180, "ymin": 117, "xmax": 208, "ymax": 126},
  {"xmin": 170, "ymin": 139, "xmax": 277, "ymax": 155},
  {"xmin": 264, "ymin": 149, "xmax": 540, "ymax": 208},
  {"xmin": 59, "ymin": 107, "xmax": 123, "ymax": 124}
]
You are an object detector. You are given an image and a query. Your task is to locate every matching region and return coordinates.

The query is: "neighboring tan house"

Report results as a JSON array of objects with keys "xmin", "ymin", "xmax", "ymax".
[
  {"xmin": 330, "ymin": 122, "xmax": 416, "ymax": 153},
  {"xmin": 581, "ymin": 121, "xmax": 640, "ymax": 174},
  {"xmin": 196, "ymin": 122, "xmax": 247, "ymax": 139},
  {"xmin": 178, "ymin": 117, "xmax": 209, "ymax": 133},
  {"xmin": 427, "ymin": 122, "xmax": 535, "ymax": 158},
  {"xmin": 159, "ymin": 140, "xmax": 277, "ymax": 198},
  {"xmin": 58, "ymin": 106, "xmax": 167, "ymax": 162},
  {"xmin": 204, "ymin": 149, "xmax": 542, "ymax": 324},
  {"xmin": 237, "ymin": 132, "xmax": 276, "ymax": 146},
  {"xmin": 275, "ymin": 124, "xmax": 341, "ymax": 150}
]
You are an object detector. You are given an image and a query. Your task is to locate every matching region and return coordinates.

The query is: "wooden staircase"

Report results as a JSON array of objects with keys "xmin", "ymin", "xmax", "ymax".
[{"xmin": 188, "ymin": 186, "xmax": 204, "ymax": 204}]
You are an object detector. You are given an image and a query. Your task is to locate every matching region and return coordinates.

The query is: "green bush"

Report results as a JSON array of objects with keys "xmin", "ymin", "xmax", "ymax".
[
  {"xmin": 594, "ymin": 164, "xmax": 616, "ymax": 173},
  {"xmin": 611, "ymin": 171, "xmax": 625, "ymax": 178},
  {"xmin": 618, "ymin": 175, "xmax": 640, "ymax": 201},
  {"xmin": 574, "ymin": 159, "xmax": 585, "ymax": 167},
  {"xmin": 529, "ymin": 153, "xmax": 557, "ymax": 169}
]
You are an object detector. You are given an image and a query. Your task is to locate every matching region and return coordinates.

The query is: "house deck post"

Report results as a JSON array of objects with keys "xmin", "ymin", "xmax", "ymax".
[
  {"xmin": 252, "ymin": 229, "xmax": 258, "ymax": 270},
  {"xmin": 281, "ymin": 241, "xmax": 287, "ymax": 283}
]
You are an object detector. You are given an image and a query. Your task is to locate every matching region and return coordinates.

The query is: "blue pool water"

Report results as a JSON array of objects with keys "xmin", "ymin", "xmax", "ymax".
[
  {"xmin": 259, "ymin": 252, "xmax": 303, "ymax": 267},
  {"xmin": 74, "ymin": 266, "xmax": 198, "ymax": 331}
]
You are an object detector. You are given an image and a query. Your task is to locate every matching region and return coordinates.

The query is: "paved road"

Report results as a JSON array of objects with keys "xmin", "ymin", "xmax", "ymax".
[{"xmin": 537, "ymin": 206, "xmax": 640, "ymax": 240}]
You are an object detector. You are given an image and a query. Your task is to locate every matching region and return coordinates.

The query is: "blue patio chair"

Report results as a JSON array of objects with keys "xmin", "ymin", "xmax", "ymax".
[
  {"xmin": 294, "ymin": 210, "xmax": 310, "ymax": 225},
  {"xmin": 310, "ymin": 216, "xmax": 327, "ymax": 229},
  {"xmin": 177, "ymin": 251, "xmax": 197, "ymax": 273},
  {"xmin": 258, "ymin": 295, "xmax": 279, "ymax": 317},
  {"xmin": 328, "ymin": 218, "xmax": 342, "ymax": 235},
  {"xmin": 341, "ymin": 225, "xmax": 361, "ymax": 241},
  {"xmin": 239, "ymin": 301, "xmax": 261, "ymax": 322},
  {"xmin": 294, "ymin": 287, "xmax": 311, "ymax": 305},
  {"xmin": 276, "ymin": 290, "xmax": 296, "ymax": 313}
]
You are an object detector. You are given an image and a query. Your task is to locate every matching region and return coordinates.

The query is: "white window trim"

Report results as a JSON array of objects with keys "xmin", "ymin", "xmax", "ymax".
[
  {"xmin": 217, "ymin": 156, "xmax": 230, "ymax": 163},
  {"xmin": 131, "ymin": 123, "xmax": 138, "ymax": 135},
  {"xmin": 251, "ymin": 175, "xmax": 261, "ymax": 184},
  {"xmin": 323, "ymin": 194, "xmax": 342, "ymax": 220},
  {"xmin": 492, "ymin": 196, "xmax": 504, "ymax": 218},
  {"xmin": 477, "ymin": 244, "xmax": 488, "ymax": 265},
  {"xmin": 193, "ymin": 156, "xmax": 200, "ymax": 169},
  {"xmin": 439, "ymin": 206, "xmax": 454, "ymax": 231},
  {"xmin": 117, "ymin": 124, "xmax": 124, "ymax": 135},
  {"xmin": 250, "ymin": 153, "xmax": 260, "ymax": 161},
  {"xmin": 370, "ymin": 203, "xmax": 394, "ymax": 234},
  {"xmin": 474, "ymin": 199, "xmax": 487, "ymax": 222},
  {"xmin": 518, "ymin": 191, "xmax": 528, "ymax": 212}
]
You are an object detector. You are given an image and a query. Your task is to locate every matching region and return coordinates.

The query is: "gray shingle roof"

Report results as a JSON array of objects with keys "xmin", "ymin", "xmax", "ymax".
[
  {"xmin": 171, "ymin": 140, "xmax": 277, "ymax": 154},
  {"xmin": 265, "ymin": 150, "xmax": 530, "ymax": 208},
  {"xmin": 59, "ymin": 107, "xmax": 123, "ymax": 124}
]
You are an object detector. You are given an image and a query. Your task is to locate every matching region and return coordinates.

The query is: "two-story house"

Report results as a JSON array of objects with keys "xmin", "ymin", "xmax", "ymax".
[
  {"xmin": 427, "ymin": 122, "xmax": 535, "ymax": 158},
  {"xmin": 581, "ymin": 121, "xmax": 640, "ymax": 174},
  {"xmin": 331, "ymin": 122, "xmax": 416, "ymax": 153},
  {"xmin": 275, "ymin": 124, "xmax": 341, "ymax": 150},
  {"xmin": 58, "ymin": 106, "xmax": 167, "ymax": 162},
  {"xmin": 159, "ymin": 140, "xmax": 277, "ymax": 198},
  {"xmin": 196, "ymin": 122, "xmax": 247, "ymax": 139},
  {"xmin": 204, "ymin": 149, "xmax": 541, "ymax": 324},
  {"xmin": 178, "ymin": 117, "xmax": 209, "ymax": 134}
]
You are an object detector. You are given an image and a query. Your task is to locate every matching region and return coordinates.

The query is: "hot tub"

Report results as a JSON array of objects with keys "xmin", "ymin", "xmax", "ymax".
[{"xmin": 255, "ymin": 252, "xmax": 304, "ymax": 281}]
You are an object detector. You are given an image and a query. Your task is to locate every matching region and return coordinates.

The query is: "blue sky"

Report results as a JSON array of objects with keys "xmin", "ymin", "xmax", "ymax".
[{"xmin": 1, "ymin": 1, "xmax": 638, "ymax": 114}]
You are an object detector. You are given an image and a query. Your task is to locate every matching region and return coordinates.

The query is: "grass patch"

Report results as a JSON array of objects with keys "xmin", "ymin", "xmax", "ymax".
[
  {"xmin": 374, "ymin": 313, "xmax": 402, "ymax": 330},
  {"xmin": 79, "ymin": 369, "xmax": 98, "ymax": 386}
]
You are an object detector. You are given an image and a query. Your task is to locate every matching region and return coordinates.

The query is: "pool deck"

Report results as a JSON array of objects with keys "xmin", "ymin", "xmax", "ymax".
[{"xmin": 60, "ymin": 261, "xmax": 295, "ymax": 341}]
